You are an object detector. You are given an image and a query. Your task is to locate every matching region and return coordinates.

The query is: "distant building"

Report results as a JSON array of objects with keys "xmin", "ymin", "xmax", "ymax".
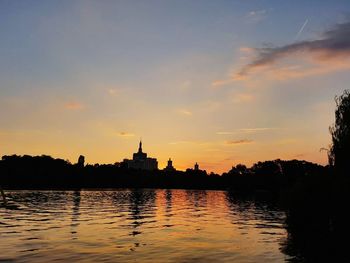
[
  {"xmin": 77, "ymin": 155, "xmax": 85, "ymax": 168},
  {"xmin": 122, "ymin": 141, "xmax": 158, "ymax": 170},
  {"xmin": 185, "ymin": 162, "xmax": 207, "ymax": 176},
  {"xmin": 164, "ymin": 158, "xmax": 176, "ymax": 172},
  {"xmin": 194, "ymin": 162, "xmax": 199, "ymax": 171}
]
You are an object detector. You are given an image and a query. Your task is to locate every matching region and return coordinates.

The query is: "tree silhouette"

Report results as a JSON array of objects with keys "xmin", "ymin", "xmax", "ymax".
[{"xmin": 329, "ymin": 90, "xmax": 350, "ymax": 176}]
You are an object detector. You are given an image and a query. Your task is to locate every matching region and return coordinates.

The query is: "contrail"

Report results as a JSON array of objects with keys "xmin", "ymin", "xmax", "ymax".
[{"xmin": 295, "ymin": 19, "xmax": 308, "ymax": 41}]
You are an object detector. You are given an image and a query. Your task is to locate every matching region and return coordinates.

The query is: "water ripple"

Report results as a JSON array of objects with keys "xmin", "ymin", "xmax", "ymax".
[{"xmin": 0, "ymin": 189, "xmax": 290, "ymax": 262}]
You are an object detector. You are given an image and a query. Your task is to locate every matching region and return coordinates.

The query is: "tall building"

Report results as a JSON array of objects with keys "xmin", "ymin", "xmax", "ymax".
[
  {"xmin": 194, "ymin": 162, "xmax": 199, "ymax": 171},
  {"xmin": 77, "ymin": 155, "xmax": 85, "ymax": 168},
  {"xmin": 164, "ymin": 158, "xmax": 176, "ymax": 172},
  {"xmin": 122, "ymin": 141, "xmax": 158, "ymax": 170}
]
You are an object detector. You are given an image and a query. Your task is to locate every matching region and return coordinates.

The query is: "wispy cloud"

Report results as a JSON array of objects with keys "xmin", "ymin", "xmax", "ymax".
[
  {"xmin": 226, "ymin": 139, "xmax": 254, "ymax": 145},
  {"xmin": 177, "ymin": 109, "xmax": 193, "ymax": 116},
  {"xmin": 236, "ymin": 20, "xmax": 350, "ymax": 79},
  {"xmin": 217, "ymin": 128, "xmax": 277, "ymax": 135},
  {"xmin": 117, "ymin": 132, "xmax": 135, "ymax": 137},
  {"xmin": 293, "ymin": 153, "xmax": 306, "ymax": 158},
  {"xmin": 168, "ymin": 140, "xmax": 192, "ymax": 145},
  {"xmin": 214, "ymin": 20, "xmax": 350, "ymax": 85},
  {"xmin": 211, "ymin": 79, "xmax": 233, "ymax": 87},
  {"xmin": 216, "ymin": 131, "xmax": 234, "ymax": 135},
  {"xmin": 239, "ymin": 127, "xmax": 277, "ymax": 133},
  {"xmin": 239, "ymin": 46, "xmax": 255, "ymax": 53},
  {"xmin": 64, "ymin": 102, "xmax": 84, "ymax": 110},
  {"xmin": 168, "ymin": 140, "xmax": 211, "ymax": 146}
]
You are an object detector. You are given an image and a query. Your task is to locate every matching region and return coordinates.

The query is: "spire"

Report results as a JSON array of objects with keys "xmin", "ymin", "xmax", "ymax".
[{"xmin": 138, "ymin": 139, "xmax": 142, "ymax": 153}]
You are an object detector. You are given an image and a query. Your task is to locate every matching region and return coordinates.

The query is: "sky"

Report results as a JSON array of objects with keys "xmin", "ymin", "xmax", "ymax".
[{"xmin": 1, "ymin": 0, "xmax": 350, "ymax": 173}]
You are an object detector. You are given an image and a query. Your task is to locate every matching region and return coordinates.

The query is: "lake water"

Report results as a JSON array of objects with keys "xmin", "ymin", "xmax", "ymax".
[{"xmin": 0, "ymin": 189, "xmax": 293, "ymax": 262}]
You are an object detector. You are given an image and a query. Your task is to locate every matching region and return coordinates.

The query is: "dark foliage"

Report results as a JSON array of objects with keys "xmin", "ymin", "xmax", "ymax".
[
  {"xmin": 0, "ymin": 154, "xmax": 327, "ymax": 194},
  {"xmin": 329, "ymin": 89, "xmax": 350, "ymax": 176}
]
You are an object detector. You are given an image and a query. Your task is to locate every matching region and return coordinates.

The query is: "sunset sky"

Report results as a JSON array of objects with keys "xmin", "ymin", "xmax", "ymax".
[{"xmin": 1, "ymin": 0, "xmax": 350, "ymax": 173}]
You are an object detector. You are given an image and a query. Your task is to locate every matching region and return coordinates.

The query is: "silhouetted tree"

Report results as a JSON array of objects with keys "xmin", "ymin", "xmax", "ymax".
[
  {"xmin": 329, "ymin": 90, "xmax": 350, "ymax": 176},
  {"xmin": 227, "ymin": 164, "xmax": 249, "ymax": 176},
  {"xmin": 251, "ymin": 160, "xmax": 282, "ymax": 176}
]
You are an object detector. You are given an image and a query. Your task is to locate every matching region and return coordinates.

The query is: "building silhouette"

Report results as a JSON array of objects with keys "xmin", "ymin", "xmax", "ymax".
[
  {"xmin": 194, "ymin": 162, "xmax": 199, "ymax": 171},
  {"xmin": 164, "ymin": 158, "xmax": 176, "ymax": 172},
  {"xmin": 122, "ymin": 141, "xmax": 158, "ymax": 170},
  {"xmin": 185, "ymin": 162, "xmax": 206, "ymax": 175},
  {"xmin": 77, "ymin": 155, "xmax": 85, "ymax": 168}
]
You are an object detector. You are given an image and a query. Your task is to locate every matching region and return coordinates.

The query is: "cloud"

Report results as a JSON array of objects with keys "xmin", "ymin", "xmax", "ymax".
[
  {"xmin": 239, "ymin": 46, "xmax": 255, "ymax": 53},
  {"xmin": 64, "ymin": 102, "xmax": 84, "ymax": 110},
  {"xmin": 118, "ymin": 132, "xmax": 135, "ymax": 137},
  {"xmin": 217, "ymin": 128, "xmax": 277, "ymax": 135},
  {"xmin": 236, "ymin": 20, "xmax": 350, "ymax": 79},
  {"xmin": 226, "ymin": 139, "xmax": 254, "ymax": 145},
  {"xmin": 239, "ymin": 127, "xmax": 278, "ymax": 133},
  {"xmin": 216, "ymin": 131, "xmax": 234, "ymax": 135},
  {"xmin": 211, "ymin": 79, "xmax": 233, "ymax": 87},
  {"xmin": 168, "ymin": 140, "xmax": 211, "ymax": 146},
  {"xmin": 177, "ymin": 109, "xmax": 193, "ymax": 116},
  {"xmin": 168, "ymin": 140, "xmax": 192, "ymax": 145}
]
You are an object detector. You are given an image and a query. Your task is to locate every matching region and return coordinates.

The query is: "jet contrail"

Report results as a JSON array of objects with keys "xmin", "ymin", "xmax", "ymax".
[{"xmin": 295, "ymin": 19, "xmax": 308, "ymax": 41}]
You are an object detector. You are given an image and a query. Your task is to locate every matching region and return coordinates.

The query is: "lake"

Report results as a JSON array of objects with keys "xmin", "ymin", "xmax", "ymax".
[{"xmin": 1, "ymin": 189, "xmax": 294, "ymax": 262}]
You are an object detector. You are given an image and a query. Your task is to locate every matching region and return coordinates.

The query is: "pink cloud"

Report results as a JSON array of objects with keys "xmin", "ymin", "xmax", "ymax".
[{"xmin": 236, "ymin": 21, "xmax": 350, "ymax": 79}]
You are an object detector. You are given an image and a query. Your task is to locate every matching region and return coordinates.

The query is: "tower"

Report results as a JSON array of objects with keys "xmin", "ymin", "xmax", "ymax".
[
  {"xmin": 133, "ymin": 140, "xmax": 147, "ymax": 161},
  {"xmin": 164, "ymin": 158, "xmax": 175, "ymax": 171},
  {"xmin": 194, "ymin": 162, "xmax": 199, "ymax": 171},
  {"xmin": 77, "ymin": 155, "xmax": 85, "ymax": 168},
  {"xmin": 138, "ymin": 140, "xmax": 143, "ymax": 153},
  {"xmin": 123, "ymin": 140, "xmax": 158, "ymax": 170}
]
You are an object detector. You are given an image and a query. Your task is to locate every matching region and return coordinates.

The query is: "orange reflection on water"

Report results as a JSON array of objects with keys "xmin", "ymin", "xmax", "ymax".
[{"xmin": 1, "ymin": 190, "xmax": 288, "ymax": 262}]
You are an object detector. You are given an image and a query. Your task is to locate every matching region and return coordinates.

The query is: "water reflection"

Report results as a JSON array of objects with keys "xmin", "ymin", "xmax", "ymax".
[
  {"xmin": 225, "ymin": 191, "xmax": 285, "ymax": 226},
  {"xmin": 186, "ymin": 190, "xmax": 207, "ymax": 208},
  {"xmin": 128, "ymin": 189, "xmax": 156, "ymax": 236},
  {"xmin": 0, "ymin": 189, "xmax": 304, "ymax": 262},
  {"xmin": 280, "ymin": 208, "xmax": 349, "ymax": 262},
  {"xmin": 164, "ymin": 189, "xmax": 172, "ymax": 217},
  {"xmin": 70, "ymin": 191, "xmax": 81, "ymax": 239}
]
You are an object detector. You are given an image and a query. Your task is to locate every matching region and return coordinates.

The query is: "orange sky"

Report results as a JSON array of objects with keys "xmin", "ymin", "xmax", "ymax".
[{"xmin": 2, "ymin": 1, "xmax": 349, "ymax": 173}]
